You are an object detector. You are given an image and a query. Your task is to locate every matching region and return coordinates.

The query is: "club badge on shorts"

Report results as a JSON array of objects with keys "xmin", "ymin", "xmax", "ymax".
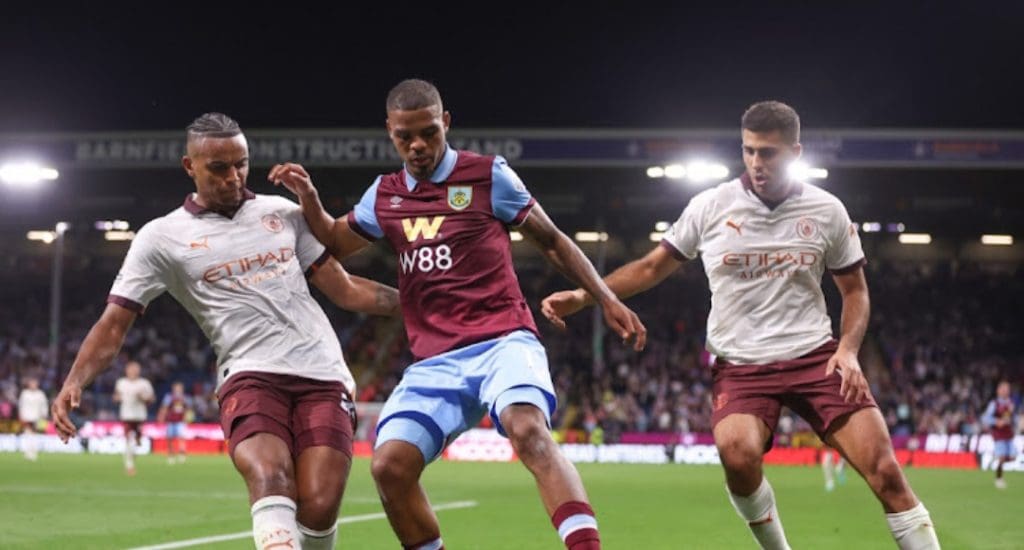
[{"xmin": 447, "ymin": 186, "xmax": 472, "ymax": 211}]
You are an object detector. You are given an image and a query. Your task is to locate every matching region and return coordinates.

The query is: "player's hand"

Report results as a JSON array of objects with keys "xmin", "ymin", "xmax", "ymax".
[
  {"xmin": 826, "ymin": 348, "xmax": 869, "ymax": 403},
  {"xmin": 268, "ymin": 163, "xmax": 317, "ymax": 198},
  {"xmin": 540, "ymin": 289, "xmax": 588, "ymax": 330},
  {"xmin": 598, "ymin": 297, "xmax": 647, "ymax": 352},
  {"xmin": 51, "ymin": 383, "xmax": 82, "ymax": 443}
]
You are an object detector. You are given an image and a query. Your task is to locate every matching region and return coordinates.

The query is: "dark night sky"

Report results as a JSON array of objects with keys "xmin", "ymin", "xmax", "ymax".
[{"xmin": 1, "ymin": 4, "xmax": 1021, "ymax": 132}]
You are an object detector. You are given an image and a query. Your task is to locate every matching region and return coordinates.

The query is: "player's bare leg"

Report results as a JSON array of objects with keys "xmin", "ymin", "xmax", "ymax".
[
  {"xmin": 372, "ymin": 440, "xmax": 443, "ymax": 549},
  {"xmin": 124, "ymin": 431, "xmax": 137, "ymax": 476},
  {"xmin": 167, "ymin": 435, "xmax": 177, "ymax": 465},
  {"xmin": 827, "ymin": 408, "xmax": 940, "ymax": 549},
  {"xmin": 995, "ymin": 456, "xmax": 1008, "ymax": 489},
  {"xmin": 293, "ymin": 446, "xmax": 351, "ymax": 549},
  {"xmin": 714, "ymin": 413, "xmax": 791, "ymax": 550},
  {"xmin": 501, "ymin": 404, "xmax": 600, "ymax": 550},
  {"xmin": 21, "ymin": 425, "xmax": 39, "ymax": 461},
  {"xmin": 233, "ymin": 433, "xmax": 301, "ymax": 550}
]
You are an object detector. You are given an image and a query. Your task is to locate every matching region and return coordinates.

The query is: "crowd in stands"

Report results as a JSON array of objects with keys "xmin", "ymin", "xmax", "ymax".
[{"xmin": 2, "ymin": 251, "xmax": 1021, "ymax": 444}]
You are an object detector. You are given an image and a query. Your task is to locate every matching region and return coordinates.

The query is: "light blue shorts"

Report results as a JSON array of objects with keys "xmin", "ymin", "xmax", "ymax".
[
  {"xmin": 375, "ymin": 330, "xmax": 556, "ymax": 462},
  {"xmin": 166, "ymin": 422, "xmax": 186, "ymax": 439},
  {"xmin": 994, "ymin": 439, "xmax": 1016, "ymax": 459}
]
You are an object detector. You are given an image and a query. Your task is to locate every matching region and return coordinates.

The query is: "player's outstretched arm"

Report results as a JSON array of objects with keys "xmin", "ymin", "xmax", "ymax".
[
  {"xmin": 52, "ymin": 303, "xmax": 138, "ymax": 442},
  {"xmin": 519, "ymin": 204, "xmax": 646, "ymax": 350},
  {"xmin": 269, "ymin": 162, "xmax": 371, "ymax": 260},
  {"xmin": 541, "ymin": 244, "xmax": 683, "ymax": 329},
  {"xmin": 310, "ymin": 256, "xmax": 401, "ymax": 317},
  {"xmin": 826, "ymin": 267, "xmax": 871, "ymax": 403}
]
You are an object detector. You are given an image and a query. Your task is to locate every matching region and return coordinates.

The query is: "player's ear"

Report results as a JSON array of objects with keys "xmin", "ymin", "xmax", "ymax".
[
  {"xmin": 442, "ymin": 111, "xmax": 451, "ymax": 131},
  {"xmin": 182, "ymin": 156, "xmax": 195, "ymax": 178},
  {"xmin": 791, "ymin": 142, "xmax": 803, "ymax": 159}
]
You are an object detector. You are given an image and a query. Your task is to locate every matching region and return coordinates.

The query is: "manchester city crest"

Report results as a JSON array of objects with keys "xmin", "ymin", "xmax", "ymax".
[{"xmin": 447, "ymin": 185, "xmax": 472, "ymax": 211}]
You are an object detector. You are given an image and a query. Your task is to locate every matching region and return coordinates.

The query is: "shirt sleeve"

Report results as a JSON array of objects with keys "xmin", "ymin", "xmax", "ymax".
[
  {"xmin": 347, "ymin": 176, "xmax": 384, "ymax": 240},
  {"xmin": 161, "ymin": 393, "xmax": 172, "ymax": 408},
  {"xmin": 825, "ymin": 201, "xmax": 866, "ymax": 273},
  {"xmin": 490, "ymin": 156, "xmax": 535, "ymax": 225},
  {"xmin": 982, "ymin": 401, "xmax": 997, "ymax": 427},
  {"xmin": 661, "ymin": 192, "xmax": 708, "ymax": 261},
  {"xmin": 108, "ymin": 223, "xmax": 169, "ymax": 313},
  {"xmin": 279, "ymin": 199, "xmax": 328, "ymax": 272}
]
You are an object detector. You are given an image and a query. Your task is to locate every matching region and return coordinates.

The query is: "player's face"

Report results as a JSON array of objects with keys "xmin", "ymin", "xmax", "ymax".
[
  {"xmin": 182, "ymin": 135, "xmax": 250, "ymax": 212},
  {"xmin": 387, "ymin": 105, "xmax": 451, "ymax": 180},
  {"xmin": 741, "ymin": 129, "xmax": 802, "ymax": 200},
  {"xmin": 173, "ymin": 383, "xmax": 184, "ymax": 396},
  {"xmin": 998, "ymin": 382, "xmax": 1010, "ymax": 398},
  {"xmin": 126, "ymin": 363, "xmax": 140, "ymax": 379}
]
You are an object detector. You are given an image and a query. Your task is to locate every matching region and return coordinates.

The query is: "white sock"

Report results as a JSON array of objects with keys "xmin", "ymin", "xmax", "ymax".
[
  {"xmin": 251, "ymin": 496, "xmax": 301, "ymax": 550},
  {"xmin": 23, "ymin": 432, "xmax": 39, "ymax": 460},
  {"xmin": 823, "ymin": 451, "xmax": 835, "ymax": 486},
  {"xmin": 886, "ymin": 502, "xmax": 940, "ymax": 549},
  {"xmin": 124, "ymin": 436, "xmax": 135, "ymax": 469},
  {"xmin": 728, "ymin": 479, "xmax": 791, "ymax": 550},
  {"xmin": 298, "ymin": 522, "xmax": 337, "ymax": 549},
  {"xmin": 411, "ymin": 539, "xmax": 444, "ymax": 550}
]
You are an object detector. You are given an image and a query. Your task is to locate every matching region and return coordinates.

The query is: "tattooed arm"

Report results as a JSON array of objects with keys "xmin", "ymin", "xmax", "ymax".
[{"xmin": 309, "ymin": 256, "xmax": 401, "ymax": 317}]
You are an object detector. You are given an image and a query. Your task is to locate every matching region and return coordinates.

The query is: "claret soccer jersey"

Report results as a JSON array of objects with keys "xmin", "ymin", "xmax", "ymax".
[{"xmin": 348, "ymin": 146, "xmax": 539, "ymax": 359}]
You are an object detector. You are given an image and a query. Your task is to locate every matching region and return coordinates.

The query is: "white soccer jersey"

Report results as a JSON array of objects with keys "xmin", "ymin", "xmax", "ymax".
[
  {"xmin": 108, "ymin": 191, "xmax": 355, "ymax": 393},
  {"xmin": 662, "ymin": 176, "xmax": 865, "ymax": 365},
  {"xmin": 115, "ymin": 377, "xmax": 154, "ymax": 421},
  {"xmin": 18, "ymin": 389, "xmax": 48, "ymax": 423}
]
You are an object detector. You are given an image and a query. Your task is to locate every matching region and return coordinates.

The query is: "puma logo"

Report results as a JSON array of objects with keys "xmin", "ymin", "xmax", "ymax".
[
  {"xmin": 189, "ymin": 236, "xmax": 210, "ymax": 250},
  {"xmin": 726, "ymin": 220, "xmax": 743, "ymax": 235}
]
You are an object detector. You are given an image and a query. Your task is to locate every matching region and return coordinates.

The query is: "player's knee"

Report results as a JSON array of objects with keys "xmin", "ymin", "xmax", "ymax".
[
  {"xmin": 717, "ymin": 436, "xmax": 762, "ymax": 475},
  {"xmin": 505, "ymin": 413, "xmax": 553, "ymax": 463},
  {"xmin": 868, "ymin": 454, "xmax": 908, "ymax": 497},
  {"xmin": 243, "ymin": 459, "xmax": 293, "ymax": 496},
  {"xmin": 297, "ymin": 493, "xmax": 340, "ymax": 530},
  {"xmin": 371, "ymin": 452, "xmax": 417, "ymax": 488}
]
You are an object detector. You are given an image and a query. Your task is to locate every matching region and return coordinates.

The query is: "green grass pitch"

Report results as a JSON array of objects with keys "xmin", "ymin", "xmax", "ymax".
[{"xmin": 0, "ymin": 454, "xmax": 1018, "ymax": 549}]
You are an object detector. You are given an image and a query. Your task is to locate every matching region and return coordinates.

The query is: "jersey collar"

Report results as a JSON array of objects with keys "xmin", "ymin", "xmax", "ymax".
[
  {"xmin": 740, "ymin": 172, "xmax": 803, "ymax": 210},
  {"xmin": 404, "ymin": 145, "xmax": 458, "ymax": 191},
  {"xmin": 183, "ymin": 188, "xmax": 256, "ymax": 218}
]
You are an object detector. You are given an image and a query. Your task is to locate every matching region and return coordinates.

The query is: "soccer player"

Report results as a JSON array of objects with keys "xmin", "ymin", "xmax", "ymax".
[
  {"xmin": 542, "ymin": 101, "xmax": 940, "ymax": 549},
  {"xmin": 157, "ymin": 381, "xmax": 194, "ymax": 464},
  {"xmin": 271, "ymin": 78, "xmax": 646, "ymax": 550},
  {"xmin": 51, "ymin": 112, "xmax": 401, "ymax": 550},
  {"xmin": 982, "ymin": 380, "xmax": 1017, "ymax": 489},
  {"xmin": 114, "ymin": 361, "xmax": 155, "ymax": 475},
  {"xmin": 17, "ymin": 377, "xmax": 48, "ymax": 461}
]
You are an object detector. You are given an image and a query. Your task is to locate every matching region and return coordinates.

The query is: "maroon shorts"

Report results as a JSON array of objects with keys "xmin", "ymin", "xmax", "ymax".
[
  {"xmin": 217, "ymin": 371, "xmax": 355, "ymax": 459},
  {"xmin": 122, "ymin": 421, "xmax": 143, "ymax": 438},
  {"xmin": 711, "ymin": 340, "xmax": 877, "ymax": 448}
]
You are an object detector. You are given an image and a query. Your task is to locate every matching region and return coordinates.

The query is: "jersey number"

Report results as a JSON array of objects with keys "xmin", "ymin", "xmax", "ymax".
[{"xmin": 400, "ymin": 245, "xmax": 452, "ymax": 274}]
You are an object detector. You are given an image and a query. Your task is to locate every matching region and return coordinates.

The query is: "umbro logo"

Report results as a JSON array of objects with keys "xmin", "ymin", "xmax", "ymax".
[
  {"xmin": 726, "ymin": 219, "xmax": 743, "ymax": 236},
  {"xmin": 189, "ymin": 236, "xmax": 210, "ymax": 250}
]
